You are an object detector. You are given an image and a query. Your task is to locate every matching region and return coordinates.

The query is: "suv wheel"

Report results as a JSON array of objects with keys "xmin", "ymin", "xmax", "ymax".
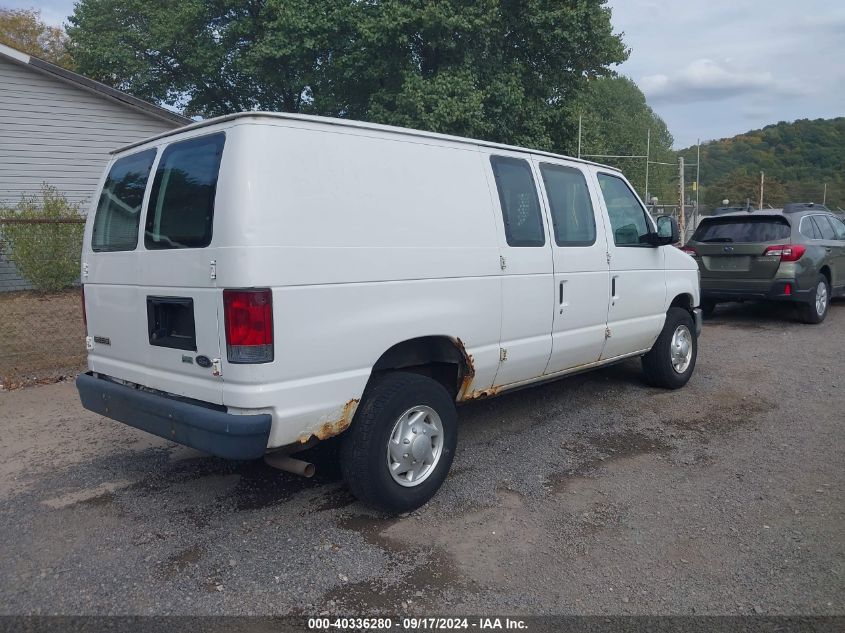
[
  {"xmin": 799, "ymin": 274, "xmax": 830, "ymax": 324},
  {"xmin": 641, "ymin": 307, "xmax": 698, "ymax": 389},
  {"xmin": 340, "ymin": 372, "xmax": 457, "ymax": 514}
]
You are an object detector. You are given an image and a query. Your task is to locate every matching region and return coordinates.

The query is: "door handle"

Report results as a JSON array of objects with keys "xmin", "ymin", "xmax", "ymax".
[
  {"xmin": 559, "ymin": 280, "xmax": 568, "ymax": 314},
  {"xmin": 612, "ymin": 277, "xmax": 616, "ymax": 297}
]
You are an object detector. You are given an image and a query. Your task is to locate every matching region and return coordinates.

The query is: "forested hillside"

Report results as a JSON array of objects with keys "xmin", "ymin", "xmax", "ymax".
[{"xmin": 681, "ymin": 118, "xmax": 844, "ymax": 210}]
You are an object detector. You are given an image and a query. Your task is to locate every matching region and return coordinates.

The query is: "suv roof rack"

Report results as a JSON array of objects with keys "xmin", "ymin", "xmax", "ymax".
[
  {"xmin": 710, "ymin": 205, "xmax": 755, "ymax": 216},
  {"xmin": 783, "ymin": 202, "xmax": 830, "ymax": 214}
]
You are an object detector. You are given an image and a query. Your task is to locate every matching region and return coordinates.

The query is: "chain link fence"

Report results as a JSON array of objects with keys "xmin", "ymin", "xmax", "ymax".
[{"xmin": 0, "ymin": 217, "xmax": 87, "ymax": 388}]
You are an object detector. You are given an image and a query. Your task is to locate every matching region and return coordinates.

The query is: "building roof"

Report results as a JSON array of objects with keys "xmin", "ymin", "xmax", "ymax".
[
  {"xmin": 113, "ymin": 111, "xmax": 619, "ymax": 172},
  {"xmin": 0, "ymin": 42, "xmax": 190, "ymax": 126}
]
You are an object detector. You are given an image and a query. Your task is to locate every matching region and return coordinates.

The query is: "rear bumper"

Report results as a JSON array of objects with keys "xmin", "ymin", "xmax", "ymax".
[
  {"xmin": 701, "ymin": 278, "xmax": 814, "ymax": 304},
  {"xmin": 76, "ymin": 372, "xmax": 271, "ymax": 460}
]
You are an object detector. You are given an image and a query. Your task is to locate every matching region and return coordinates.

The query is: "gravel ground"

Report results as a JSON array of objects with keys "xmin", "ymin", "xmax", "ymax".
[{"xmin": 0, "ymin": 301, "xmax": 843, "ymax": 616}]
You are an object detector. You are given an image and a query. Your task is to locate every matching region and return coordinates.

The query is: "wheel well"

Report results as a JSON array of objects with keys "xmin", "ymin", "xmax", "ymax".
[
  {"xmin": 820, "ymin": 266, "xmax": 832, "ymax": 286},
  {"xmin": 369, "ymin": 336, "xmax": 472, "ymax": 399},
  {"xmin": 669, "ymin": 293, "xmax": 694, "ymax": 312}
]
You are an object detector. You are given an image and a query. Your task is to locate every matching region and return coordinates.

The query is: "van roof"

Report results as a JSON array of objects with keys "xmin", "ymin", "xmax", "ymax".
[{"xmin": 112, "ymin": 111, "xmax": 620, "ymax": 172}]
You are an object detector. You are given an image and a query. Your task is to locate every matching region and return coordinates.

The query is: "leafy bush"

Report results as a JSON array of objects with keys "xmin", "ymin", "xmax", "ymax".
[{"xmin": 0, "ymin": 185, "xmax": 85, "ymax": 292}]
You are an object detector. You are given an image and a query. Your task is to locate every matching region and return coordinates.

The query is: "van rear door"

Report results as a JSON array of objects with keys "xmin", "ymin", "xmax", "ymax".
[{"xmin": 84, "ymin": 133, "xmax": 226, "ymax": 404}]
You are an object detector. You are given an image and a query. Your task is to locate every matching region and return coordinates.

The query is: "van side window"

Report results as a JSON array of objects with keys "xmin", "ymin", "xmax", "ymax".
[
  {"xmin": 539, "ymin": 163, "xmax": 596, "ymax": 247},
  {"xmin": 490, "ymin": 156, "xmax": 545, "ymax": 247},
  {"xmin": 145, "ymin": 133, "xmax": 225, "ymax": 250},
  {"xmin": 91, "ymin": 149, "xmax": 157, "ymax": 252},
  {"xmin": 597, "ymin": 173, "xmax": 652, "ymax": 247}
]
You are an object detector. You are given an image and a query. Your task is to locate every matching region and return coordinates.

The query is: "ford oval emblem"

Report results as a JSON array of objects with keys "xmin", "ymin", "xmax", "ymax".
[
  {"xmin": 195, "ymin": 355, "xmax": 212, "ymax": 368},
  {"xmin": 723, "ymin": 245, "xmax": 734, "ymax": 252}
]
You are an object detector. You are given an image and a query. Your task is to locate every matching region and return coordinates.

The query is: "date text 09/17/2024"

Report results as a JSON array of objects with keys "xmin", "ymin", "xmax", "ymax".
[{"xmin": 307, "ymin": 617, "xmax": 528, "ymax": 630}]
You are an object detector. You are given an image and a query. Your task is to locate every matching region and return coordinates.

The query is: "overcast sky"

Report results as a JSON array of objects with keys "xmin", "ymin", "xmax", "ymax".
[
  {"xmin": 607, "ymin": 0, "xmax": 845, "ymax": 147},
  {"xmin": 11, "ymin": 0, "xmax": 845, "ymax": 148}
]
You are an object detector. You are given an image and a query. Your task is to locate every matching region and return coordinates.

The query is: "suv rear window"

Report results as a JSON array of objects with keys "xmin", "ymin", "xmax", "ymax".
[
  {"xmin": 145, "ymin": 133, "xmax": 225, "ymax": 250},
  {"xmin": 91, "ymin": 149, "xmax": 157, "ymax": 252},
  {"xmin": 693, "ymin": 216, "xmax": 790, "ymax": 243}
]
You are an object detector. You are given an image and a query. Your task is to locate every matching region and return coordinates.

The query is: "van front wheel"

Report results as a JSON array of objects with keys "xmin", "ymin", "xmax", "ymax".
[
  {"xmin": 641, "ymin": 307, "xmax": 698, "ymax": 389},
  {"xmin": 340, "ymin": 372, "xmax": 457, "ymax": 514}
]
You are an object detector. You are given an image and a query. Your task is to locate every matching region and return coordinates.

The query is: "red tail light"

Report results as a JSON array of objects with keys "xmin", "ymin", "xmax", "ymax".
[
  {"xmin": 81, "ymin": 285, "xmax": 87, "ymax": 330},
  {"xmin": 763, "ymin": 244, "xmax": 806, "ymax": 262},
  {"xmin": 223, "ymin": 289, "xmax": 274, "ymax": 364},
  {"xmin": 680, "ymin": 246, "xmax": 697, "ymax": 257}
]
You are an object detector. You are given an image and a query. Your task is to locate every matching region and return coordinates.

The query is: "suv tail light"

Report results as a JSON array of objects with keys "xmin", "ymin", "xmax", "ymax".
[
  {"xmin": 223, "ymin": 289, "xmax": 274, "ymax": 363},
  {"xmin": 763, "ymin": 244, "xmax": 806, "ymax": 262},
  {"xmin": 680, "ymin": 246, "xmax": 697, "ymax": 257}
]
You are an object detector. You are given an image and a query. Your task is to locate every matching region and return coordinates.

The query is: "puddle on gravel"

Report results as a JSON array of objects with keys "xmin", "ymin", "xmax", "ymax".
[
  {"xmin": 664, "ymin": 395, "xmax": 775, "ymax": 437},
  {"xmin": 160, "ymin": 544, "xmax": 205, "ymax": 579},
  {"xmin": 320, "ymin": 513, "xmax": 465, "ymax": 613},
  {"xmin": 550, "ymin": 430, "xmax": 671, "ymax": 494}
]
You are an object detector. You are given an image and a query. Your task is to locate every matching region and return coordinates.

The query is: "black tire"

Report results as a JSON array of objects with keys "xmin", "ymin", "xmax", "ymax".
[
  {"xmin": 798, "ymin": 274, "xmax": 830, "ymax": 324},
  {"xmin": 340, "ymin": 372, "xmax": 457, "ymax": 514},
  {"xmin": 641, "ymin": 307, "xmax": 698, "ymax": 389},
  {"xmin": 700, "ymin": 299, "xmax": 717, "ymax": 318}
]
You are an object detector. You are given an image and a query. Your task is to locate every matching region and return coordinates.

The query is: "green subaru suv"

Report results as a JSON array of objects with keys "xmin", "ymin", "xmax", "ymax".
[{"xmin": 683, "ymin": 203, "xmax": 845, "ymax": 324}]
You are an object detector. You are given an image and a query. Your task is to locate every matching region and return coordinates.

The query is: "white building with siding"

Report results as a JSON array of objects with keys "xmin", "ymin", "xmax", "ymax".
[{"xmin": 0, "ymin": 42, "xmax": 190, "ymax": 290}]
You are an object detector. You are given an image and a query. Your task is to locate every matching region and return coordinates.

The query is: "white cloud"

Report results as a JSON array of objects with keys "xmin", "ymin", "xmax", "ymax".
[
  {"xmin": 607, "ymin": 0, "xmax": 845, "ymax": 147},
  {"xmin": 641, "ymin": 59, "xmax": 789, "ymax": 104}
]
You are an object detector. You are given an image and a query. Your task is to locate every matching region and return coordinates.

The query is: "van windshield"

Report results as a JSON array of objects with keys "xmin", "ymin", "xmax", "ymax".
[
  {"xmin": 693, "ymin": 216, "xmax": 791, "ymax": 243},
  {"xmin": 91, "ymin": 149, "xmax": 157, "ymax": 252},
  {"xmin": 145, "ymin": 133, "xmax": 225, "ymax": 250}
]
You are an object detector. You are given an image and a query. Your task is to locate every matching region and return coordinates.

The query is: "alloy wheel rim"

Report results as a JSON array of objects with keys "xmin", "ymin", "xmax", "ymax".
[
  {"xmin": 816, "ymin": 282, "xmax": 828, "ymax": 317},
  {"xmin": 670, "ymin": 325, "xmax": 693, "ymax": 374},
  {"xmin": 386, "ymin": 406, "xmax": 444, "ymax": 487}
]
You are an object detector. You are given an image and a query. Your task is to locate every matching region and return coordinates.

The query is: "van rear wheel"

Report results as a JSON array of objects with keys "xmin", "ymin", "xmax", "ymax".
[
  {"xmin": 340, "ymin": 372, "xmax": 457, "ymax": 514},
  {"xmin": 641, "ymin": 307, "xmax": 698, "ymax": 389}
]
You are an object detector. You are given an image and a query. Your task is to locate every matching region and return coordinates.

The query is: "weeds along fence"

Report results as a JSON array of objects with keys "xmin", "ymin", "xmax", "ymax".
[{"xmin": 0, "ymin": 217, "xmax": 86, "ymax": 388}]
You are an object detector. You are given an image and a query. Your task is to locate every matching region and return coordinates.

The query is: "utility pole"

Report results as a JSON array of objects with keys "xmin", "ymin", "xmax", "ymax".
[
  {"xmin": 823, "ymin": 182, "xmax": 827, "ymax": 206},
  {"xmin": 759, "ymin": 172, "xmax": 765, "ymax": 210},
  {"xmin": 695, "ymin": 140, "xmax": 700, "ymax": 230},
  {"xmin": 644, "ymin": 128, "xmax": 651, "ymax": 203},
  {"xmin": 678, "ymin": 156, "xmax": 686, "ymax": 245},
  {"xmin": 577, "ymin": 114, "xmax": 582, "ymax": 160}
]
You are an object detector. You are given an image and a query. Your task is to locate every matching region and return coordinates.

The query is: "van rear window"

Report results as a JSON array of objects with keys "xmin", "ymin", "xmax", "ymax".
[
  {"xmin": 693, "ymin": 216, "xmax": 791, "ymax": 243},
  {"xmin": 145, "ymin": 133, "xmax": 225, "ymax": 250},
  {"xmin": 91, "ymin": 149, "xmax": 156, "ymax": 252}
]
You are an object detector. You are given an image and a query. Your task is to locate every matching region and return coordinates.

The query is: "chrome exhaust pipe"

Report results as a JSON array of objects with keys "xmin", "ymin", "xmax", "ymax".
[{"xmin": 264, "ymin": 453, "xmax": 316, "ymax": 478}]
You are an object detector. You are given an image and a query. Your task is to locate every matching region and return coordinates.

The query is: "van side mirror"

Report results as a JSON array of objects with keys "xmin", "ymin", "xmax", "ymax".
[{"xmin": 654, "ymin": 215, "xmax": 680, "ymax": 245}]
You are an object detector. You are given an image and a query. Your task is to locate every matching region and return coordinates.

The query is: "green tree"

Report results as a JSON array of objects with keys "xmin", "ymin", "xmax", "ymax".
[
  {"xmin": 0, "ymin": 7, "xmax": 74, "ymax": 68},
  {"xmin": 702, "ymin": 171, "xmax": 789, "ymax": 209},
  {"xmin": 67, "ymin": 0, "xmax": 628, "ymax": 148},
  {"xmin": 0, "ymin": 185, "xmax": 84, "ymax": 292},
  {"xmin": 572, "ymin": 76, "xmax": 675, "ymax": 201},
  {"xmin": 680, "ymin": 118, "xmax": 845, "ymax": 211}
]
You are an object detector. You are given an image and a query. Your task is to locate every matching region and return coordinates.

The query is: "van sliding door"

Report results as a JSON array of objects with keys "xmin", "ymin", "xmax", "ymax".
[{"xmin": 484, "ymin": 153, "xmax": 554, "ymax": 387}]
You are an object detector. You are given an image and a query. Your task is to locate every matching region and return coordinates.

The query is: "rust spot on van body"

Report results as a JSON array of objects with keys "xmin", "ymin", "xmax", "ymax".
[
  {"xmin": 462, "ymin": 386, "xmax": 502, "ymax": 401},
  {"xmin": 455, "ymin": 337, "xmax": 477, "ymax": 401},
  {"xmin": 298, "ymin": 399, "xmax": 360, "ymax": 444}
]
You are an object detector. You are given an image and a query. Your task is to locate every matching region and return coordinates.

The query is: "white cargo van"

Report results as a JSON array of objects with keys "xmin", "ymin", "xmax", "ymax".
[{"xmin": 77, "ymin": 113, "xmax": 702, "ymax": 513}]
